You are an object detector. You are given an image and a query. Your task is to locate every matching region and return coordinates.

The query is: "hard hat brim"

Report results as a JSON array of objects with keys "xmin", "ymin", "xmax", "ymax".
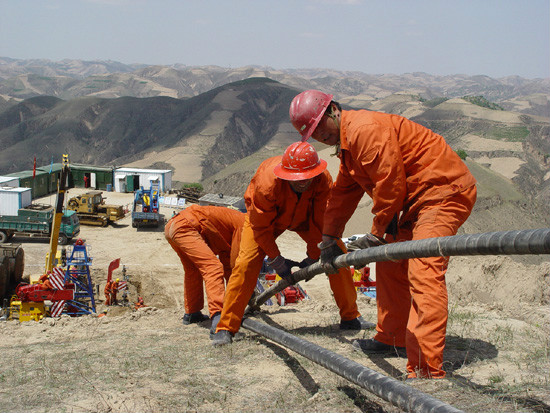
[
  {"xmin": 273, "ymin": 159, "xmax": 328, "ymax": 181},
  {"xmin": 299, "ymin": 93, "xmax": 333, "ymax": 142}
]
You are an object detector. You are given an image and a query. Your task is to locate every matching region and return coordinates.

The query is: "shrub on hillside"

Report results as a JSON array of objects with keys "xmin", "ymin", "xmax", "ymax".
[
  {"xmin": 456, "ymin": 149, "xmax": 468, "ymax": 160},
  {"xmin": 181, "ymin": 182, "xmax": 203, "ymax": 191},
  {"xmin": 462, "ymin": 95, "xmax": 504, "ymax": 111}
]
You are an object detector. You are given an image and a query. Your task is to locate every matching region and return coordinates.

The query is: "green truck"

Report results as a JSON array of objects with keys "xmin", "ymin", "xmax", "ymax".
[{"xmin": 0, "ymin": 204, "xmax": 80, "ymax": 245}]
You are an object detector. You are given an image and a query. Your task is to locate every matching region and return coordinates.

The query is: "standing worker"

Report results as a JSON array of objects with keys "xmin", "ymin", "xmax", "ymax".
[
  {"xmin": 104, "ymin": 279, "xmax": 112, "ymax": 306},
  {"xmin": 289, "ymin": 90, "xmax": 477, "ymax": 379},
  {"xmin": 165, "ymin": 205, "xmax": 245, "ymax": 337},
  {"xmin": 111, "ymin": 278, "xmax": 120, "ymax": 305},
  {"xmin": 212, "ymin": 142, "xmax": 375, "ymax": 346}
]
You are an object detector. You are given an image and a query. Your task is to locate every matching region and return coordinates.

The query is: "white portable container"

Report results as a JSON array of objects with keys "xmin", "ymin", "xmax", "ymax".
[
  {"xmin": 113, "ymin": 168, "xmax": 173, "ymax": 193},
  {"xmin": 0, "ymin": 176, "xmax": 19, "ymax": 188},
  {"xmin": 0, "ymin": 187, "xmax": 33, "ymax": 216}
]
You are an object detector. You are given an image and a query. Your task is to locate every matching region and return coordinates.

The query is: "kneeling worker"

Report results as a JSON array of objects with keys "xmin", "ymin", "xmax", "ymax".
[
  {"xmin": 212, "ymin": 141, "xmax": 375, "ymax": 346},
  {"xmin": 165, "ymin": 204, "xmax": 245, "ymax": 336}
]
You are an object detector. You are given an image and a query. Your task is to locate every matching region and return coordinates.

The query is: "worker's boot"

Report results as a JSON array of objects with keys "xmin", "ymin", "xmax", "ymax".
[
  {"xmin": 352, "ymin": 338, "xmax": 406, "ymax": 357},
  {"xmin": 182, "ymin": 311, "xmax": 209, "ymax": 325},
  {"xmin": 340, "ymin": 316, "xmax": 376, "ymax": 330},
  {"xmin": 209, "ymin": 312, "xmax": 221, "ymax": 339},
  {"xmin": 211, "ymin": 330, "xmax": 233, "ymax": 346}
]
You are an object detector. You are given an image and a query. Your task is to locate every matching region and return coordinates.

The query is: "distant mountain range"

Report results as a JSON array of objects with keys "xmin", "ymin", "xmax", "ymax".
[
  {"xmin": 1, "ymin": 57, "xmax": 549, "ymax": 117},
  {"xmin": 0, "ymin": 58, "xmax": 548, "ymax": 226}
]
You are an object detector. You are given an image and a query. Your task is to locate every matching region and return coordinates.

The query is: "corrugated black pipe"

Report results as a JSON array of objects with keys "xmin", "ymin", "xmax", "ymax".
[
  {"xmin": 241, "ymin": 318, "xmax": 464, "ymax": 413},
  {"xmin": 249, "ymin": 228, "xmax": 550, "ymax": 309}
]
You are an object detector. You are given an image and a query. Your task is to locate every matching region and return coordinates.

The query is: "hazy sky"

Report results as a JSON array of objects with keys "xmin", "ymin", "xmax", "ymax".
[{"xmin": 1, "ymin": 0, "xmax": 548, "ymax": 79}]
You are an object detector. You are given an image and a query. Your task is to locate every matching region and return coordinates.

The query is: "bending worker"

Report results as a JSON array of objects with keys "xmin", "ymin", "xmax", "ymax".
[
  {"xmin": 289, "ymin": 90, "xmax": 477, "ymax": 379},
  {"xmin": 212, "ymin": 141, "xmax": 375, "ymax": 346},
  {"xmin": 165, "ymin": 204, "xmax": 245, "ymax": 336}
]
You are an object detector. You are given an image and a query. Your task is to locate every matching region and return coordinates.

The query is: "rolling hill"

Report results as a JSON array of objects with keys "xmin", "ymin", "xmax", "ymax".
[
  {"xmin": 1, "ymin": 57, "xmax": 549, "ymax": 117},
  {"xmin": 0, "ymin": 78, "xmax": 299, "ymax": 182},
  {"xmin": 0, "ymin": 62, "xmax": 548, "ymax": 228}
]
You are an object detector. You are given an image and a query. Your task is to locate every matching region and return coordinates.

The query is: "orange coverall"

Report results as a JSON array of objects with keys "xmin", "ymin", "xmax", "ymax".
[
  {"xmin": 134, "ymin": 296, "xmax": 145, "ymax": 310},
  {"xmin": 216, "ymin": 156, "xmax": 360, "ymax": 335},
  {"xmin": 323, "ymin": 110, "xmax": 477, "ymax": 379},
  {"xmin": 104, "ymin": 281, "xmax": 112, "ymax": 306},
  {"xmin": 164, "ymin": 205, "xmax": 245, "ymax": 317},
  {"xmin": 110, "ymin": 280, "xmax": 119, "ymax": 305}
]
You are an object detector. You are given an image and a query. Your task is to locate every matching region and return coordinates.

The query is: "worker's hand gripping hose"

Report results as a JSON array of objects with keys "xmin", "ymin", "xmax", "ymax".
[
  {"xmin": 346, "ymin": 233, "xmax": 386, "ymax": 251},
  {"xmin": 318, "ymin": 238, "xmax": 346, "ymax": 274},
  {"xmin": 248, "ymin": 228, "xmax": 550, "ymax": 311},
  {"xmin": 267, "ymin": 255, "xmax": 300, "ymax": 279}
]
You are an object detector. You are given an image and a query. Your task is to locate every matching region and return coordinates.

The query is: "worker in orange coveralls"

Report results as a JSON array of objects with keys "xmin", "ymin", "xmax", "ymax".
[
  {"xmin": 104, "ymin": 280, "xmax": 112, "ymax": 305},
  {"xmin": 39, "ymin": 272, "xmax": 54, "ymax": 290},
  {"xmin": 289, "ymin": 90, "xmax": 477, "ymax": 379},
  {"xmin": 111, "ymin": 278, "xmax": 120, "ymax": 305},
  {"xmin": 164, "ymin": 205, "xmax": 245, "ymax": 337},
  {"xmin": 134, "ymin": 296, "xmax": 145, "ymax": 310},
  {"xmin": 211, "ymin": 141, "xmax": 375, "ymax": 346}
]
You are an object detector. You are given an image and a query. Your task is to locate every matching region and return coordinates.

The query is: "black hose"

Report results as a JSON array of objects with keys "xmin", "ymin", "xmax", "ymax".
[
  {"xmin": 241, "ymin": 318, "xmax": 464, "ymax": 413},
  {"xmin": 249, "ymin": 228, "xmax": 550, "ymax": 309},
  {"xmin": 241, "ymin": 229, "xmax": 549, "ymax": 411}
]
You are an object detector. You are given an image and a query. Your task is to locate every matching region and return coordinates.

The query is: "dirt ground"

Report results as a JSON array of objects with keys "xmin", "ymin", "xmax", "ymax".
[{"xmin": 0, "ymin": 187, "xmax": 549, "ymax": 413}]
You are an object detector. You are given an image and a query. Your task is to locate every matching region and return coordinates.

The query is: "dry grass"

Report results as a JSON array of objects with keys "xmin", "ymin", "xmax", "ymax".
[{"xmin": 1, "ymin": 298, "xmax": 549, "ymax": 413}]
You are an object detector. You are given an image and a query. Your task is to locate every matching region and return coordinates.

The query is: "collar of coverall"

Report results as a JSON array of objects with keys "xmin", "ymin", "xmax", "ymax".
[{"xmin": 338, "ymin": 110, "xmax": 349, "ymax": 152}]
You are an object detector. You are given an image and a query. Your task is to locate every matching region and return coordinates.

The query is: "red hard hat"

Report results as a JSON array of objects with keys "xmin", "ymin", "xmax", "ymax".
[
  {"xmin": 289, "ymin": 90, "xmax": 333, "ymax": 141},
  {"xmin": 273, "ymin": 142, "xmax": 327, "ymax": 181}
]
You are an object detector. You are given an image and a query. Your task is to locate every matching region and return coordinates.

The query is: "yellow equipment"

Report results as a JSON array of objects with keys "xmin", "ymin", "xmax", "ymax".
[
  {"xmin": 17, "ymin": 301, "xmax": 45, "ymax": 322},
  {"xmin": 67, "ymin": 191, "xmax": 125, "ymax": 226},
  {"xmin": 44, "ymin": 249, "xmax": 64, "ymax": 275},
  {"xmin": 12, "ymin": 155, "xmax": 71, "ymax": 322}
]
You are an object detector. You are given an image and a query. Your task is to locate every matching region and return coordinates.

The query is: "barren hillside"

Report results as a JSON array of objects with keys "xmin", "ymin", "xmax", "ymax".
[{"xmin": 1, "ymin": 58, "xmax": 548, "ymax": 116}]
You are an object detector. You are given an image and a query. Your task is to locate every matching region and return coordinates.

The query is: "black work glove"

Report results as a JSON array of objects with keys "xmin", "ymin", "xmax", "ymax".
[
  {"xmin": 318, "ymin": 239, "xmax": 345, "ymax": 275},
  {"xmin": 385, "ymin": 213, "xmax": 399, "ymax": 239},
  {"xmin": 346, "ymin": 233, "xmax": 387, "ymax": 251},
  {"xmin": 298, "ymin": 257, "xmax": 318, "ymax": 269},
  {"xmin": 267, "ymin": 255, "xmax": 299, "ymax": 279}
]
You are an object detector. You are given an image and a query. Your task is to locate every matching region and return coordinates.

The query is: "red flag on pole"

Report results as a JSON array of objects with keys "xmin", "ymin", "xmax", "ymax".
[
  {"xmin": 32, "ymin": 156, "xmax": 36, "ymax": 179},
  {"xmin": 107, "ymin": 258, "xmax": 121, "ymax": 283}
]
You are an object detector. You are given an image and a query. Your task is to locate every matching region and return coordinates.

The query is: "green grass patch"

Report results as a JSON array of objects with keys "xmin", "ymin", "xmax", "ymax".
[
  {"xmin": 456, "ymin": 149, "xmax": 468, "ymax": 160},
  {"xmin": 181, "ymin": 182, "xmax": 203, "ymax": 191},
  {"xmin": 486, "ymin": 125, "xmax": 529, "ymax": 142},
  {"xmin": 488, "ymin": 373, "xmax": 505, "ymax": 385}
]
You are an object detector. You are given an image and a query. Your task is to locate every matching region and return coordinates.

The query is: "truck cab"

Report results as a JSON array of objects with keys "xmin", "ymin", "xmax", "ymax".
[
  {"xmin": 0, "ymin": 206, "xmax": 79, "ymax": 245},
  {"xmin": 59, "ymin": 210, "xmax": 80, "ymax": 245}
]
